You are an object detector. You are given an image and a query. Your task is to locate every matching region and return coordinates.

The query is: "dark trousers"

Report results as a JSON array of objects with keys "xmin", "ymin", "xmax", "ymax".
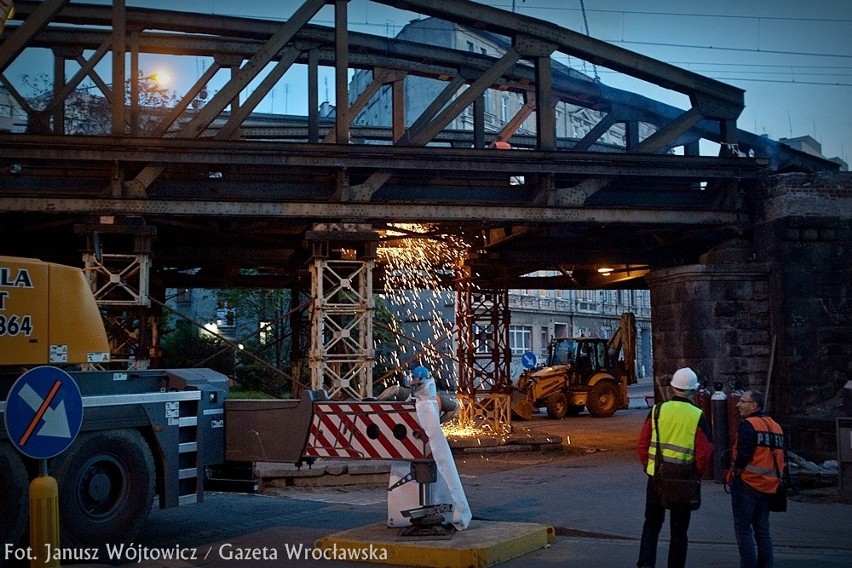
[
  {"xmin": 731, "ymin": 477, "xmax": 774, "ymax": 568},
  {"xmin": 638, "ymin": 476, "xmax": 692, "ymax": 568}
]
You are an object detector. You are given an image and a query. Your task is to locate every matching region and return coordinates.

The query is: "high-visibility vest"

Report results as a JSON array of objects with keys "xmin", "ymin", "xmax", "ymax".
[
  {"xmin": 734, "ymin": 415, "xmax": 785, "ymax": 493},
  {"xmin": 646, "ymin": 401, "xmax": 702, "ymax": 476}
]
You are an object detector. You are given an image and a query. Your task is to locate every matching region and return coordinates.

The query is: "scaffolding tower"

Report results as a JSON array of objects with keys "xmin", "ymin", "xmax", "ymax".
[
  {"xmin": 306, "ymin": 225, "xmax": 378, "ymax": 399},
  {"xmin": 455, "ymin": 277, "xmax": 513, "ymax": 432},
  {"xmin": 76, "ymin": 219, "xmax": 158, "ymax": 370}
]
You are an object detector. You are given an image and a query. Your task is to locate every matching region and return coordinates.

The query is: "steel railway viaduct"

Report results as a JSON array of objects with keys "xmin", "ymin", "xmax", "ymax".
[{"xmin": 1, "ymin": 0, "xmax": 849, "ymax": 456}]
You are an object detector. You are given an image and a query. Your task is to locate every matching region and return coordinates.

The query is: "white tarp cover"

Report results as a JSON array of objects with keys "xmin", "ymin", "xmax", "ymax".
[{"xmin": 386, "ymin": 376, "xmax": 471, "ymax": 529}]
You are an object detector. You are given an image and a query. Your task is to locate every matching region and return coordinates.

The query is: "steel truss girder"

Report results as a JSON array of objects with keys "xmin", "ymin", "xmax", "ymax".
[
  {"xmin": 383, "ymin": 0, "xmax": 743, "ymax": 109},
  {"xmin": 0, "ymin": 196, "xmax": 748, "ymax": 226},
  {"xmin": 4, "ymin": 0, "xmax": 835, "ymax": 175},
  {"xmin": 0, "ymin": 134, "xmax": 764, "ymax": 178}
]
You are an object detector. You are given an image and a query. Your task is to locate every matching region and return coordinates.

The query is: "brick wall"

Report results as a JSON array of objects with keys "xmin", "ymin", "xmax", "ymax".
[{"xmin": 756, "ymin": 172, "xmax": 852, "ymax": 422}]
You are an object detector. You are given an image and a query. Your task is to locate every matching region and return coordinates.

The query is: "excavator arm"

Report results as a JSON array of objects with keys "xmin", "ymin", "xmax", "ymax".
[{"xmin": 607, "ymin": 312, "xmax": 637, "ymax": 386}]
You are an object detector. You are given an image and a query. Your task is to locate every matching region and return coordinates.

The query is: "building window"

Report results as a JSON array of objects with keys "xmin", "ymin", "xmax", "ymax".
[
  {"xmin": 501, "ymin": 96, "xmax": 509, "ymax": 122},
  {"xmin": 509, "ymin": 325, "xmax": 532, "ymax": 355},
  {"xmin": 577, "ymin": 289, "xmax": 599, "ymax": 312},
  {"xmin": 216, "ymin": 303, "xmax": 235, "ymax": 330},
  {"xmin": 467, "ymin": 40, "xmax": 475, "ymax": 52},
  {"xmin": 259, "ymin": 321, "xmax": 273, "ymax": 344}
]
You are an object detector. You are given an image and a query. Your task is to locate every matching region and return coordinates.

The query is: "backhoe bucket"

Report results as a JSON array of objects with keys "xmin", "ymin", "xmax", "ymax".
[{"xmin": 510, "ymin": 390, "xmax": 535, "ymax": 421}]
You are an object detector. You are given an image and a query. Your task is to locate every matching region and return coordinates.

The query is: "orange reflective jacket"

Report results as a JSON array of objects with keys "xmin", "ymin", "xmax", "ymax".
[{"xmin": 733, "ymin": 416, "xmax": 785, "ymax": 493}]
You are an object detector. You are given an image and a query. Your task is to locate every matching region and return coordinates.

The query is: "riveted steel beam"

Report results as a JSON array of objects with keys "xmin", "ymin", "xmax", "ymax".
[{"xmin": 0, "ymin": 197, "xmax": 747, "ymax": 226}]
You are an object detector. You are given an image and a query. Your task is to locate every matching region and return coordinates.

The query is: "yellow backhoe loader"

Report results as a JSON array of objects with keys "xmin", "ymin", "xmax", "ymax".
[{"xmin": 511, "ymin": 313, "xmax": 637, "ymax": 419}]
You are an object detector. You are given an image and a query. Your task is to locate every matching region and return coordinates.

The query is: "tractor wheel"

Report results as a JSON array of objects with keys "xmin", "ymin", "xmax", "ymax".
[
  {"xmin": 0, "ymin": 441, "xmax": 29, "ymax": 551},
  {"xmin": 545, "ymin": 392, "xmax": 568, "ymax": 419},
  {"xmin": 50, "ymin": 429, "xmax": 155, "ymax": 549},
  {"xmin": 587, "ymin": 381, "xmax": 619, "ymax": 417}
]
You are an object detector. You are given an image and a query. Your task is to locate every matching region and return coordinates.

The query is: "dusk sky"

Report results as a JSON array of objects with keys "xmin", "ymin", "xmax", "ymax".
[{"xmin": 6, "ymin": 0, "xmax": 850, "ymax": 162}]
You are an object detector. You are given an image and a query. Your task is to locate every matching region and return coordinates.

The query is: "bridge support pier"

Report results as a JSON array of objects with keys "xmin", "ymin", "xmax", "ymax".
[
  {"xmin": 647, "ymin": 171, "xmax": 852, "ymax": 460},
  {"xmin": 646, "ymin": 241, "xmax": 770, "ymax": 399}
]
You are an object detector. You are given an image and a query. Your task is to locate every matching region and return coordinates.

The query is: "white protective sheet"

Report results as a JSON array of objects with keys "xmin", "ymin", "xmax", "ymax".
[{"xmin": 413, "ymin": 378, "xmax": 472, "ymax": 530}]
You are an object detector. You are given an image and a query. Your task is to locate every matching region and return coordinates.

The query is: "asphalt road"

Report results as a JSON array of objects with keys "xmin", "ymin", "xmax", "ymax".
[
  {"xmin": 122, "ymin": 404, "xmax": 852, "ymax": 567},
  {"xmin": 7, "ymin": 391, "xmax": 851, "ymax": 568}
]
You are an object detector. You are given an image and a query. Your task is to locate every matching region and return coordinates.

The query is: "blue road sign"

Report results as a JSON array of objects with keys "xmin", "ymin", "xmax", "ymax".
[
  {"xmin": 521, "ymin": 351, "xmax": 538, "ymax": 369},
  {"xmin": 3, "ymin": 366, "xmax": 83, "ymax": 459}
]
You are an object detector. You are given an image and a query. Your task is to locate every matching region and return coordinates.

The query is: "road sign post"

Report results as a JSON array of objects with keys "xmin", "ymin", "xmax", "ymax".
[{"xmin": 3, "ymin": 366, "xmax": 83, "ymax": 568}]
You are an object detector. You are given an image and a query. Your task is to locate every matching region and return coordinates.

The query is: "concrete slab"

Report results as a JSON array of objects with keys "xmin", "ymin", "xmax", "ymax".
[
  {"xmin": 628, "ymin": 395, "xmax": 652, "ymax": 409},
  {"xmin": 316, "ymin": 520, "xmax": 555, "ymax": 568},
  {"xmin": 257, "ymin": 459, "xmax": 393, "ymax": 488},
  {"xmin": 448, "ymin": 431, "xmax": 564, "ymax": 454}
]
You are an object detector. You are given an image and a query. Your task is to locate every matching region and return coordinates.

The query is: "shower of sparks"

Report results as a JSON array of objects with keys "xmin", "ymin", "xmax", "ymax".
[
  {"xmin": 442, "ymin": 417, "xmax": 511, "ymax": 443},
  {"xmin": 376, "ymin": 223, "xmax": 502, "ymax": 440},
  {"xmin": 376, "ymin": 223, "xmax": 468, "ymax": 372}
]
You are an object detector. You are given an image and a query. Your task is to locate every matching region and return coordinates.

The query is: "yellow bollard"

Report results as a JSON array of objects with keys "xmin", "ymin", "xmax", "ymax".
[{"xmin": 29, "ymin": 474, "xmax": 61, "ymax": 568}]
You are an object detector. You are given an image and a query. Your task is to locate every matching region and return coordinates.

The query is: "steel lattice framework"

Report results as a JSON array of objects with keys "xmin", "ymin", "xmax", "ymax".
[
  {"xmin": 306, "ymin": 227, "xmax": 378, "ymax": 398},
  {"xmin": 78, "ymin": 222, "xmax": 157, "ymax": 369},
  {"xmin": 455, "ymin": 279, "xmax": 511, "ymax": 394},
  {"xmin": 309, "ymin": 258, "xmax": 375, "ymax": 399},
  {"xmin": 455, "ymin": 278, "xmax": 512, "ymax": 429}
]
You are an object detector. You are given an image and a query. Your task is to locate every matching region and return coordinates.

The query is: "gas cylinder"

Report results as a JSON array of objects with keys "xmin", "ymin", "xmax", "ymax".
[
  {"xmin": 727, "ymin": 381, "xmax": 744, "ymax": 451},
  {"xmin": 694, "ymin": 381, "xmax": 714, "ymax": 479},
  {"xmin": 694, "ymin": 383, "xmax": 712, "ymax": 420},
  {"xmin": 711, "ymin": 382, "xmax": 729, "ymax": 482}
]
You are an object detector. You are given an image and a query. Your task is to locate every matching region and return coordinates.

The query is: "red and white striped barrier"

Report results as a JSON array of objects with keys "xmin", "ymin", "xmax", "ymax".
[{"xmin": 304, "ymin": 401, "xmax": 431, "ymax": 460}]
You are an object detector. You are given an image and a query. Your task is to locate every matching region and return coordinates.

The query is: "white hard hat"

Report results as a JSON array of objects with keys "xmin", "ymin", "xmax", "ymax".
[{"xmin": 671, "ymin": 367, "xmax": 699, "ymax": 391}]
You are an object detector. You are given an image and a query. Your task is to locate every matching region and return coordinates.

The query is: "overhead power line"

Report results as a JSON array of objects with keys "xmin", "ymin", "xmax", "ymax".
[
  {"xmin": 711, "ymin": 77, "xmax": 852, "ymax": 87},
  {"xmin": 491, "ymin": 3, "xmax": 852, "ymax": 25},
  {"xmin": 553, "ymin": 57, "xmax": 852, "ymax": 87},
  {"xmin": 668, "ymin": 61, "xmax": 852, "ymax": 70},
  {"xmin": 347, "ymin": 15, "xmax": 851, "ymax": 62},
  {"xmin": 616, "ymin": 39, "xmax": 852, "ymax": 60}
]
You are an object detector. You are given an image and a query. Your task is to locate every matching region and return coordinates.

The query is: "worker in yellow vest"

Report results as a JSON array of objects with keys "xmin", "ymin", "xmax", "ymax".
[{"xmin": 636, "ymin": 367, "xmax": 713, "ymax": 568}]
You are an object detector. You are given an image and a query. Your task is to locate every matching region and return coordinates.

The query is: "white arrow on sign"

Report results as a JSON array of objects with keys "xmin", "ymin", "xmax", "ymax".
[{"xmin": 18, "ymin": 383, "xmax": 71, "ymax": 438}]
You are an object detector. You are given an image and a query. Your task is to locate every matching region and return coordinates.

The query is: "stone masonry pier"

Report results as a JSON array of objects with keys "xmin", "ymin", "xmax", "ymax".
[{"xmin": 647, "ymin": 171, "xmax": 852, "ymax": 460}]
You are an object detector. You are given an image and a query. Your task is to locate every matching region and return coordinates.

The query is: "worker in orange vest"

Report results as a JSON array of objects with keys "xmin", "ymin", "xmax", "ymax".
[{"xmin": 727, "ymin": 389, "xmax": 785, "ymax": 568}]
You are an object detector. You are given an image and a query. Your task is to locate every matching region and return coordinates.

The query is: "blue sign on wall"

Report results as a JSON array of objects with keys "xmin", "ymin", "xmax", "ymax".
[
  {"xmin": 3, "ymin": 366, "xmax": 83, "ymax": 459},
  {"xmin": 521, "ymin": 351, "xmax": 538, "ymax": 369}
]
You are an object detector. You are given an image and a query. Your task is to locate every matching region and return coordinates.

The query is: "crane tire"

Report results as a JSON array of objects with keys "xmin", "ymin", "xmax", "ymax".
[
  {"xmin": 0, "ymin": 441, "xmax": 28, "ymax": 552},
  {"xmin": 587, "ymin": 381, "xmax": 619, "ymax": 417},
  {"xmin": 50, "ymin": 429, "xmax": 155, "ymax": 549}
]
